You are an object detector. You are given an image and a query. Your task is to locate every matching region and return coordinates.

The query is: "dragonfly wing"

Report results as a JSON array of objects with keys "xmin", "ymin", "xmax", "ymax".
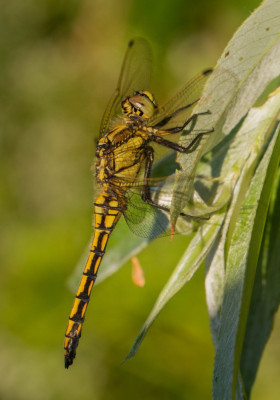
[
  {"xmin": 149, "ymin": 69, "xmax": 212, "ymax": 130},
  {"xmin": 124, "ymin": 189, "xmax": 170, "ymax": 239},
  {"xmin": 122, "ymin": 170, "xmax": 229, "ymax": 239},
  {"xmin": 99, "ymin": 38, "xmax": 152, "ymax": 137}
]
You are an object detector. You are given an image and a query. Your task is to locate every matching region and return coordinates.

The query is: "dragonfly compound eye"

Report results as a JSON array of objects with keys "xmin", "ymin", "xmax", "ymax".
[{"xmin": 121, "ymin": 91, "xmax": 157, "ymax": 119}]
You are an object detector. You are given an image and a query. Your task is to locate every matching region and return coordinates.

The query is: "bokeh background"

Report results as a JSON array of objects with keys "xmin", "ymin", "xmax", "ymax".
[{"xmin": 0, "ymin": 0, "xmax": 279, "ymax": 399}]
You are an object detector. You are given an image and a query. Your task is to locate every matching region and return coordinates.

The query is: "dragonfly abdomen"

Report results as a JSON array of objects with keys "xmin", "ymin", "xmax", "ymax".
[{"xmin": 64, "ymin": 192, "xmax": 122, "ymax": 368}]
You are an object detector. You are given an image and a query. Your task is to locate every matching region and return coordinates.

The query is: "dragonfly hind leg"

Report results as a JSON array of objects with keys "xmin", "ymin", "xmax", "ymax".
[
  {"xmin": 142, "ymin": 146, "xmax": 210, "ymax": 221},
  {"xmin": 152, "ymin": 126, "xmax": 214, "ymax": 153},
  {"xmin": 141, "ymin": 147, "xmax": 187, "ymax": 216}
]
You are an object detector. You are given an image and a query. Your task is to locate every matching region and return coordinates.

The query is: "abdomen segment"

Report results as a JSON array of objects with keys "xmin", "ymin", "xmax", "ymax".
[{"xmin": 64, "ymin": 192, "xmax": 121, "ymax": 368}]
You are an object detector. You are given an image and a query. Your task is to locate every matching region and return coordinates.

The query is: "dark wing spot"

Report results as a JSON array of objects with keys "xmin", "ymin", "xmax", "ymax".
[{"xmin": 203, "ymin": 68, "xmax": 213, "ymax": 76}]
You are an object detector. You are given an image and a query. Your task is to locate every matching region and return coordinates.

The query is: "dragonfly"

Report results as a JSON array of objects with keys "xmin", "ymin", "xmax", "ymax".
[{"xmin": 64, "ymin": 38, "xmax": 213, "ymax": 368}]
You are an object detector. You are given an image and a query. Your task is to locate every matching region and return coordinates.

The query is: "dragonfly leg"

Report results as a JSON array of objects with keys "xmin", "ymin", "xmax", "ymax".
[
  {"xmin": 141, "ymin": 146, "xmax": 170, "ymax": 213},
  {"xmin": 141, "ymin": 146, "xmax": 155, "ymax": 204},
  {"xmin": 159, "ymin": 110, "xmax": 211, "ymax": 134},
  {"xmin": 152, "ymin": 126, "xmax": 213, "ymax": 153},
  {"xmin": 153, "ymin": 100, "xmax": 199, "ymax": 128},
  {"xmin": 154, "ymin": 108, "xmax": 210, "ymax": 131},
  {"xmin": 141, "ymin": 146, "xmax": 191, "ymax": 216},
  {"xmin": 141, "ymin": 147, "xmax": 211, "ymax": 221}
]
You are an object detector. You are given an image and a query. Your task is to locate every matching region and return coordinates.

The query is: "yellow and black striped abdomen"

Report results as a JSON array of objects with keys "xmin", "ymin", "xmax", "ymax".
[{"xmin": 64, "ymin": 192, "xmax": 121, "ymax": 368}]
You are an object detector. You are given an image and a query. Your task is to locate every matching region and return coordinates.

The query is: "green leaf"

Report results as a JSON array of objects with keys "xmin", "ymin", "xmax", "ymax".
[
  {"xmin": 126, "ymin": 89, "xmax": 280, "ymax": 364},
  {"xmin": 127, "ymin": 0, "xmax": 280, "ymax": 357},
  {"xmin": 124, "ymin": 210, "xmax": 225, "ymax": 361},
  {"xmin": 240, "ymin": 167, "xmax": 280, "ymax": 396},
  {"xmin": 212, "ymin": 118, "xmax": 280, "ymax": 400},
  {"xmin": 205, "ymin": 89, "xmax": 280, "ymax": 344},
  {"xmin": 200, "ymin": 0, "xmax": 280, "ymax": 154}
]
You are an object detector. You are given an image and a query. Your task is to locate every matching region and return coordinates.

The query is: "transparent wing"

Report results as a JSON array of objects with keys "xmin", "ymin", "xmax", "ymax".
[
  {"xmin": 99, "ymin": 38, "xmax": 152, "ymax": 137},
  {"xmin": 124, "ymin": 190, "xmax": 170, "ymax": 239},
  {"xmin": 121, "ymin": 172, "xmax": 228, "ymax": 240},
  {"xmin": 149, "ymin": 69, "xmax": 212, "ymax": 130}
]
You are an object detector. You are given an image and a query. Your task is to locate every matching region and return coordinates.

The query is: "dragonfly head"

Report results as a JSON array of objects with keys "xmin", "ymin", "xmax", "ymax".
[{"xmin": 121, "ymin": 90, "xmax": 158, "ymax": 120}]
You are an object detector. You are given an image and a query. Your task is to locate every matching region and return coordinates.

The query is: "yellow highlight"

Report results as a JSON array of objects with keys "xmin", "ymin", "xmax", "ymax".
[
  {"xmin": 65, "ymin": 320, "xmax": 82, "ymax": 341},
  {"xmin": 94, "ymin": 213, "xmax": 102, "ymax": 227},
  {"xmin": 84, "ymin": 252, "xmax": 95, "ymax": 272},
  {"xmin": 65, "ymin": 320, "xmax": 76, "ymax": 335},
  {"xmin": 77, "ymin": 274, "xmax": 95, "ymax": 298},
  {"xmin": 84, "ymin": 253, "xmax": 102, "ymax": 275},
  {"xmin": 108, "ymin": 208, "xmax": 118, "ymax": 215},
  {"xmin": 93, "ymin": 257, "xmax": 101, "ymax": 274},
  {"xmin": 109, "ymin": 199, "xmax": 118, "ymax": 208},
  {"xmin": 104, "ymin": 215, "xmax": 116, "ymax": 228},
  {"xmin": 94, "ymin": 206, "xmax": 104, "ymax": 214},
  {"xmin": 80, "ymin": 302, "xmax": 87, "ymax": 318},
  {"xmin": 88, "ymin": 279, "xmax": 94, "ymax": 294},
  {"xmin": 100, "ymin": 232, "xmax": 109, "ymax": 251},
  {"xmin": 70, "ymin": 298, "xmax": 80, "ymax": 318},
  {"xmin": 95, "ymin": 195, "xmax": 105, "ymax": 205},
  {"xmin": 77, "ymin": 275, "xmax": 88, "ymax": 296},
  {"xmin": 69, "ymin": 298, "xmax": 87, "ymax": 320},
  {"xmin": 91, "ymin": 234, "xmax": 100, "ymax": 250}
]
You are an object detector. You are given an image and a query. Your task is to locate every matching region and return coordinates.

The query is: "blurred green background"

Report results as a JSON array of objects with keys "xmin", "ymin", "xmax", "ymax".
[{"xmin": 0, "ymin": 0, "xmax": 279, "ymax": 399}]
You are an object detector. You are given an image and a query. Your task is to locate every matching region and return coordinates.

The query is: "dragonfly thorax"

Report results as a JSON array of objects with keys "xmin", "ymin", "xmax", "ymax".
[
  {"xmin": 95, "ymin": 141, "xmax": 110, "ymax": 157},
  {"xmin": 121, "ymin": 90, "xmax": 157, "ymax": 120}
]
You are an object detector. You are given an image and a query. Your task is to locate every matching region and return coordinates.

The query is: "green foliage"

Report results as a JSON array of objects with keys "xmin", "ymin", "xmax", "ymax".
[{"xmin": 0, "ymin": 0, "xmax": 279, "ymax": 399}]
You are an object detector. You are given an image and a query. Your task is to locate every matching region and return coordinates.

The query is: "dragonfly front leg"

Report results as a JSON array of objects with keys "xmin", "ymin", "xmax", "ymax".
[
  {"xmin": 156, "ymin": 110, "xmax": 211, "ymax": 133},
  {"xmin": 154, "ymin": 108, "xmax": 210, "ymax": 131},
  {"xmin": 152, "ymin": 110, "xmax": 213, "ymax": 152},
  {"xmin": 152, "ymin": 126, "xmax": 213, "ymax": 153}
]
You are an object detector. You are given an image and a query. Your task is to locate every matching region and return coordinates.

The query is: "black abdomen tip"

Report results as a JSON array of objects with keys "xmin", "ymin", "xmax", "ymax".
[
  {"xmin": 65, "ymin": 354, "xmax": 74, "ymax": 369},
  {"xmin": 64, "ymin": 341, "xmax": 77, "ymax": 369}
]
